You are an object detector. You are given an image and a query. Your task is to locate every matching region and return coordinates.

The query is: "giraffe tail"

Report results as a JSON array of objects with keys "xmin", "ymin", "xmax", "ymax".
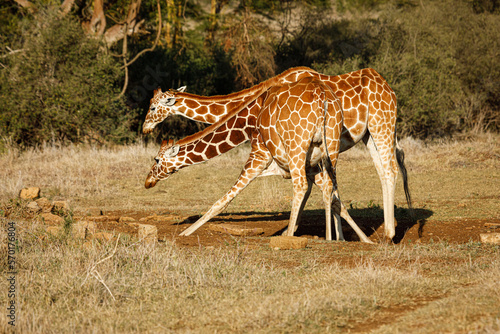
[
  {"xmin": 320, "ymin": 93, "xmax": 336, "ymax": 184},
  {"xmin": 395, "ymin": 138, "xmax": 419, "ymax": 234}
]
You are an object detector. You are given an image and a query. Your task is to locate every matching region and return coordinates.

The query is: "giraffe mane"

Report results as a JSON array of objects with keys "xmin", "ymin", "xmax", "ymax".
[
  {"xmin": 174, "ymin": 97, "xmax": 256, "ymax": 147},
  {"xmin": 163, "ymin": 66, "xmax": 317, "ymax": 102}
]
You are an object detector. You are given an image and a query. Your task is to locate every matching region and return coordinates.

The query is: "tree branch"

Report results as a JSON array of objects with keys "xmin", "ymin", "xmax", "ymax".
[
  {"xmin": 60, "ymin": 0, "xmax": 76, "ymax": 16},
  {"xmin": 124, "ymin": 0, "xmax": 162, "ymax": 67},
  {"xmin": 118, "ymin": 0, "xmax": 162, "ymax": 98},
  {"xmin": 12, "ymin": 0, "xmax": 34, "ymax": 10},
  {"xmin": 103, "ymin": 0, "xmax": 142, "ymax": 47},
  {"xmin": 1, "ymin": 47, "xmax": 25, "ymax": 58}
]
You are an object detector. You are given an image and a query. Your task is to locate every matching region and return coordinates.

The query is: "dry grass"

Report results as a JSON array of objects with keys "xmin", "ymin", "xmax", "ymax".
[
  {"xmin": 0, "ymin": 134, "xmax": 499, "ymax": 332},
  {"xmin": 1, "ymin": 133, "xmax": 498, "ymax": 219},
  {"xmin": 0, "ymin": 218, "xmax": 499, "ymax": 333}
]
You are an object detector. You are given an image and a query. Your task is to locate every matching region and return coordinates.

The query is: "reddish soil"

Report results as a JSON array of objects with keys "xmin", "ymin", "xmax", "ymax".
[{"xmin": 79, "ymin": 209, "xmax": 500, "ymax": 248}]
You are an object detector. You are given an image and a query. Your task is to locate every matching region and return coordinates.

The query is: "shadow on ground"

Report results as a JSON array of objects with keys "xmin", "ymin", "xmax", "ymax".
[{"xmin": 176, "ymin": 207, "xmax": 433, "ymax": 243}]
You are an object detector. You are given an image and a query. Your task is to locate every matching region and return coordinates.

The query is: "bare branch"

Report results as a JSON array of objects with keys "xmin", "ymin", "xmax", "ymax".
[
  {"xmin": 1, "ymin": 47, "xmax": 25, "ymax": 58},
  {"xmin": 103, "ymin": 0, "xmax": 142, "ymax": 47},
  {"xmin": 12, "ymin": 0, "xmax": 34, "ymax": 10},
  {"xmin": 124, "ymin": 0, "xmax": 162, "ymax": 67},
  {"xmin": 118, "ymin": 0, "xmax": 161, "ymax": 98},
  {"xmin": 118, "ymin": 24, "xmax": 129, "ymax": 98},
  {"xmin": 60, "ymin": 0, "xmax": 76, "ymax": 16},
  {"xmin": 82, "ymin": 0, "xmax": 106, "ymax": 36}
]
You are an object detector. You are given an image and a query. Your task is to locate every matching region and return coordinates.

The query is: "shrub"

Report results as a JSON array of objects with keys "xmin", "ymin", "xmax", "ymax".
[
  {"xmin": 315, "ymin": 0, "xmax": 500, "ymax": 138},
  {"xmin": 0, "ymin": 9, "xmax": 136, "ymax": 147}
]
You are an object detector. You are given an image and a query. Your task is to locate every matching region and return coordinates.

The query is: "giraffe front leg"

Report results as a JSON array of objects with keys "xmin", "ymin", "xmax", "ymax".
[
  {"xmin": 286, "ymin": 178, "xmax": 311, "ymax": 237},
  {"xmin": 336, "ymin": 197, "xmax": 374, "ymax": 244},
  {"xmin": 281, "ymin": 179, "xmax": 313, "ymax": 236},
  {"xmin": 180, "ymin": 144, "xmax": 272, "ymax": 236},
  {"xmin": 285, "ymin": 154, "xmax": 312, "ymax": 237}
]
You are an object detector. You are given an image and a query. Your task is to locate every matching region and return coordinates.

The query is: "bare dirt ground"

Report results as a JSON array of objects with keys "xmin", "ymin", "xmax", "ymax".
[{"xmin": 77, "ymin": 208, "xmax": 500, "ymax": 249}]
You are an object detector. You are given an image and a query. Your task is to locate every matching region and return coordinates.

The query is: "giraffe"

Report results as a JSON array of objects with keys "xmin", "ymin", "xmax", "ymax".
[
  {"xmin": 145, "ymin": 77, "xmax": 373, "ymax": 243},
  {"xmin": 142, "ymin": 66, "xmax": 413, "ymax": 241},
  {"xmin": 142, "ymin": 66, "xmax": 317, "ymax": 133}
]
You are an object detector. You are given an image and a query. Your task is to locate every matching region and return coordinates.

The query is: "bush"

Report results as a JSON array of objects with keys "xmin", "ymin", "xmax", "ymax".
[
  {"xmin": 315, "ymin": 0, "xmax": 499, "ymax": 138},
  {"xmin": 0, "ymin": 9, "xmax": 136, "ymax": 147}
]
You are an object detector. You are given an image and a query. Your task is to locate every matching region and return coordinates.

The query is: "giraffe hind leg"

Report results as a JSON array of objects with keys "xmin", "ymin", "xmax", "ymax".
[{"xmin": 363, "ymin": 132, "xmax": 397, "ymax": 241}]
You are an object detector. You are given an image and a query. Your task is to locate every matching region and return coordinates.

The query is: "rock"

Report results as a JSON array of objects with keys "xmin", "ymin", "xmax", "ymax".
[
  {"xmin": 82, "ymin": 241, "xmax": 93, "ymax": 250},
  {"xmin": 85, "ymin": 215, "xmax": 119, "ymax": 222},
  {"xmin": 72, "ymin": 221, "xmax": 96, "ymax": 239},
  {"xmin": 41, "ymin": 213, "xmax": 65, "ymax": 225},
  {"xmin": 480, "ymin": 233, "xmax": 500, "ymax": 244},
  {"xmin": 86, "ymin": 208, "xmax": 104, "ymax": 216},
  {"xmin": 46, "ymin": 226, "xmax": 63, "ymax": 236},
  {"xmin": 119, "ymin": 216, "xmax": 136, "ymax": 223},
  {"xmin": 19, "ymin": 187, "xmax": 40, "ymax": 200},
  {"xmin": 27, "ymin": 201, "xmax": 41, "ymax": 214},
  {"xmin": 93, "ymin": 232, "xmax": 113, "ymax": 242},
  {"xmin": 208, "ymin": 223, "xmax": 264, "ymax": 236},
  {"xmin": 137, "ymin": 224, "xmax": 158, "ymax": 244},
  {"xmin": 270, "ymin": 236, "xmax": 308, "ymax": 250},
  {"xmin": 52, "ymin": 200, "xmax": 70, "ymax": 215},
  {"xmin": 140, "ymin": 214, "xmax": 161, "ymax": 222},
  {"xmin": 35, "ymin": 197, "xmax": 53, "ymax": 213}
]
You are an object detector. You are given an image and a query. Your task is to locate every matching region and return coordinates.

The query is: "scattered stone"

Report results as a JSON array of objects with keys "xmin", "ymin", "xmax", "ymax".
[
  {"xmin": 137, "ymin": 224, "xmax": 158, "ymax": 244},
  {"xmin": 270, "ymin": 236, "xmax": 308, "ymax": 250},
  {"xmin": 41, "ymin": 213, "xmax": 65, "ymax": 225},
  {"xmin": 85, "ymin": 215, "xmax": 119, "ymax": 222},
  {"xmin": 93, "ymin": 232, "xmax": 114, "ymax": 242},
  {"xmin": 46, "ymin": 226, "xmax": 63, "ymax": 236},
  {"xmin": 52, "ymin": 200, "xmax": 70, "ymax": 215},
  {"xmin": 19, "ymin": 187, "xmax": 40, "ymax": 200},
  {"xmin": 86, "ymin": 208, "xmax": 104, "ymax": 216},
  {"xmin": 35, "ymin": 197, "xmax": 53, "ymax": 213},
  {"xmin": 139, "ymin": 214, "xmax": 178, "ymax": 222},
  {"xmin": 72, "ymin": 221, "xmax": 96, "ymax": 239},
  {"xmin": 484, "ymin": 223, "xmax": 500, "ymax": 228},
  {"xmin": 85, "ymin": 215, "xmax": 108, "ymax": 222},
  {"xmin": 208, "ymin": 223, "xmax": 264, "ymax": 236},
  {"xmin": 480, "ymin": 233, "xmax": 500, "ymax": 245},
  {"xmin": 82, "ymin": 241, "xmax": 93, "ymax": 250},
  {"xmin": 119, "ymin": 216, "xmax": 136, "ymax": 223},
  {"xmin": 27, "ymin": 201, "xmax": 42, "ymax": 214}
]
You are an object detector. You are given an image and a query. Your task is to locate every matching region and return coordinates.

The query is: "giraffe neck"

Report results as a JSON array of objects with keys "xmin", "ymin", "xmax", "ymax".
[
  {"xmin": 170, "ymin": 67, "xmax": 318, "ymax": 124},
  {"xmin": 171, "ymin": 99, "xmax": 262, "ymax": 170}
]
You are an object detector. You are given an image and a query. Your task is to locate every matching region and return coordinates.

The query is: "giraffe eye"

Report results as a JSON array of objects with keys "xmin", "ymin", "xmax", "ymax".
[
  {"xmin": 154, "ymin": 157, "xmax": 160, "ymax": 164},
  {"xmin": 150, "ymin": 106, "xmax": 156, "ymax": 111}
]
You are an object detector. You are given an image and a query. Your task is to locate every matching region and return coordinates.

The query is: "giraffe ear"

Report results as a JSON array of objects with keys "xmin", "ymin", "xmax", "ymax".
[
  {"xmin": 177, "ymin": 86, "xmax": 186, "ymax": 92},
  {"xmin": 159, "ymin": 96, "xmax": 176, "ymax": 107},
  {"xmin": 166, "ymin": 145, "xmax": 180, "ymax": 157}
]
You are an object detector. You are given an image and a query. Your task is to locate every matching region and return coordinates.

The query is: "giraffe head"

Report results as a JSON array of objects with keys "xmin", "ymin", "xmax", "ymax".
[
  {"xmin": 145, "ymin": 139, "xmax": 182, "ymax": 189},
  {"xmin": 143, "ymin": 86, "xmax": 187, "ymax": 134}
]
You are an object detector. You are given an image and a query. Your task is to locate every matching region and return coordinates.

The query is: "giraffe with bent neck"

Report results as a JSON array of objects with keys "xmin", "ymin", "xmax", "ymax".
[
  {"xmin": 144, "ymin": 66, "xmax": 413, "ymax": 241},
  {"xmin": 145, "ymin": 77, "xmax": 373, "ymax": 243}
]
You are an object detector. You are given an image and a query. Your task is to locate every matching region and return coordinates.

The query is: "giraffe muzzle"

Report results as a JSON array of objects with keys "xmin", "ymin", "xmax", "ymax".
[
  {"xmin": 144, "ymin": 173, "xmax": 158, "ymax": 189},
  {"xmin": 142, "ymin": 124, "xmax": 154, "ymax": 134}
]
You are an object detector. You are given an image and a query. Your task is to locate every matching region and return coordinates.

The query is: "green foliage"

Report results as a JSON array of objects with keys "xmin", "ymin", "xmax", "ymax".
[
  {"xmin": 314, "ymin": 0, "xmax": 499, "ymax": 137},
  {"xmin": 1, "ymin": 0, "xmax": 498, "ymax": 146},
  {"xmin": 0, "ymin": 9, "xmax": 136, "ymax": 147}
]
